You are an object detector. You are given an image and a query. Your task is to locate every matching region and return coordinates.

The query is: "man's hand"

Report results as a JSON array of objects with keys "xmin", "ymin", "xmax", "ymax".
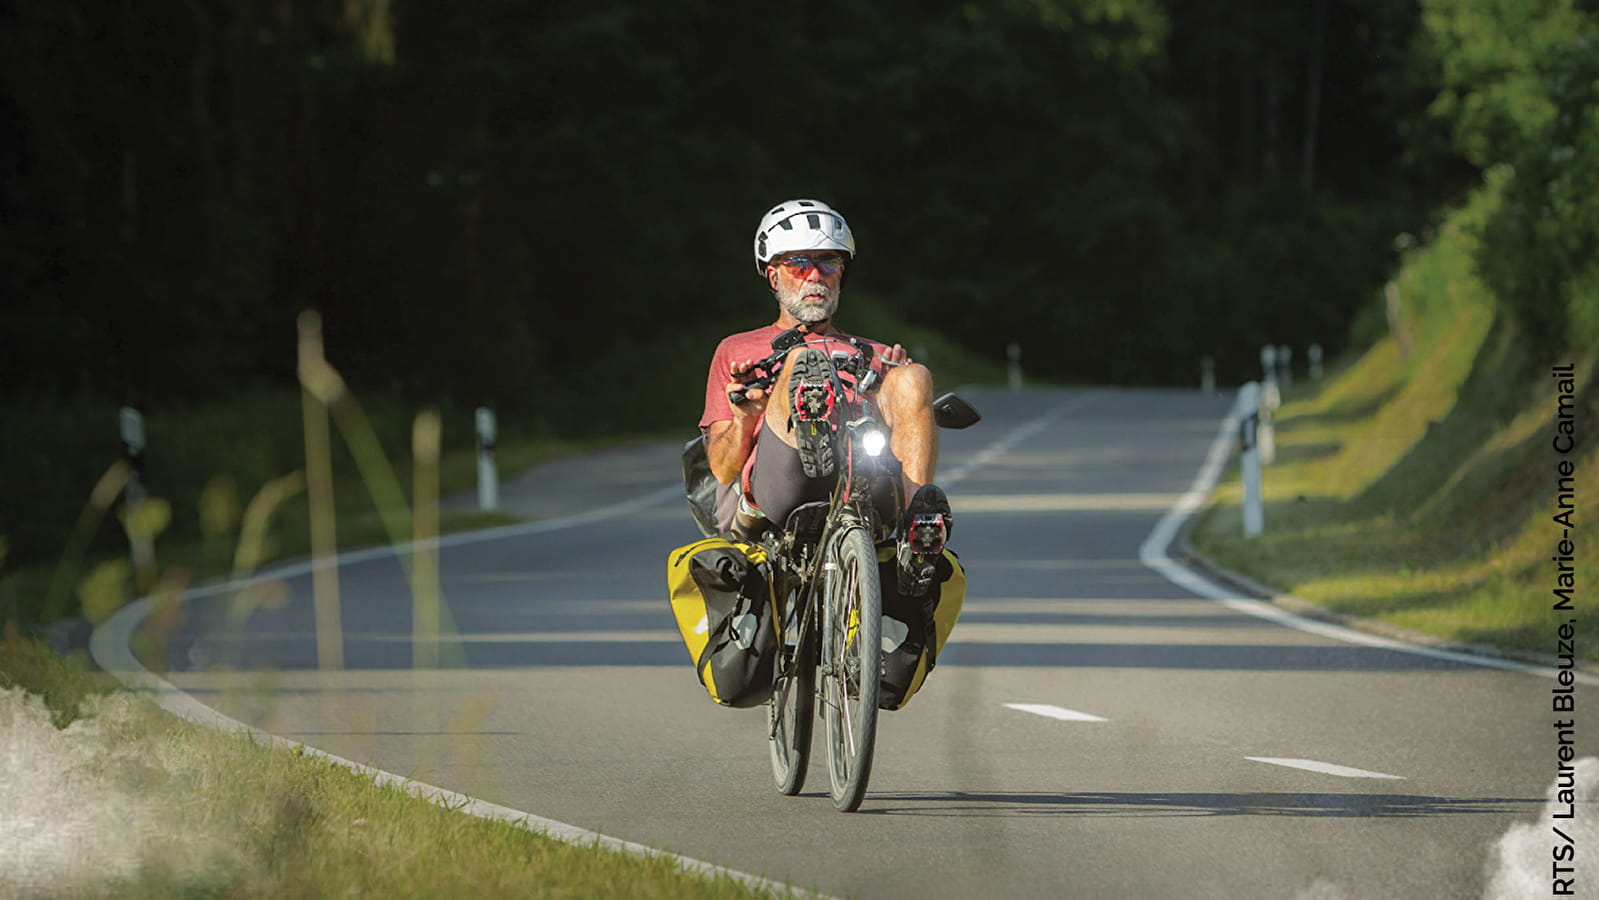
[
  {"xmin": 727, "ymin": 358, "xmax": 770, "ymax": 414},
  {"xmin": 882, "ymin": 344, "xmax": 910, "ymax": 365}
]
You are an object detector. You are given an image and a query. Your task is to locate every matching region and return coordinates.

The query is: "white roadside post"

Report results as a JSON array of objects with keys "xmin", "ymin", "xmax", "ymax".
[
  {"xmin": 1201, "ymin": 355, "xmax": 1216, "ymax": 394},
  {"xmin": 119, "ymin": 407, "xmax": 156, "ymax": 572},
  {"xmin": 1237, "ymin": 382, "xmax": 1264, "ymax": 537},
  {"xmin": 475, "ymin": 407, "xmax": 499, "ymax": 512},
  {"xmin": 1007, "ymin": 341, "xmax": 1023, "ymax": 391},
  {"xmin": 1278, "ymin": 345, "xmax": 1294, "ymax": 388},
  {"xmin": 1258, "ymin": 345, "xmax": 1279, "ymax": 466},
  {"xmin": 1309, "ymin": 343, "xmax": 1324, "ymax": 380}
]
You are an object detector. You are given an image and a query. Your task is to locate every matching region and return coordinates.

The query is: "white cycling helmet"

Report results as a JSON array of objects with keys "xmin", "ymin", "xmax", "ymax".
[{"xmin": 753, "ymin": 199, "xmax": 856, "ymax": 275}]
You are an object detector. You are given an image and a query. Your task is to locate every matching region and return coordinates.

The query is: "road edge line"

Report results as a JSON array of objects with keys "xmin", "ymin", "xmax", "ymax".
[{"xmin": 1138, "ymin": 388, "xmax": 1599, "ymax": 687}]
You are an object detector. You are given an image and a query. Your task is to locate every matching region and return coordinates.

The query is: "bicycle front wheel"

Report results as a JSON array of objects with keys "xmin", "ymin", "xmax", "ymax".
[{"xmin": 822, "ymin": 524, "xmax": 881, "ymax": 812}]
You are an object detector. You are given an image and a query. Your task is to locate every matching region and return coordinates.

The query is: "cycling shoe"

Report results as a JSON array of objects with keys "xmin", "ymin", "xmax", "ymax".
[
  {"xmin": 897, "ymin": 484, "xmax": 953, "ymax": 597},
  {"xmin": 788, "ymin": 348, "xmax": 837, "ymax": 478}
]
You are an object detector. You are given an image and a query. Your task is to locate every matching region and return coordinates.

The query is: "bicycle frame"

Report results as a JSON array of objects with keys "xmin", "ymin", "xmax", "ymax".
[
  {"xmin": 762, "ymin": 344, "xmax": 898, "ymax": 810},
  {"xmin": 765, "ymin": 352, "xmax": 898, "ymax": 658}
]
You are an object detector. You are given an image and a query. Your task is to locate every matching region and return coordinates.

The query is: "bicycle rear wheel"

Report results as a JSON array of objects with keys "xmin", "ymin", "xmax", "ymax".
[
  {"xmin": 769, "ymin": 586, "xmax": 815, "ymax": 795},
  {"xmin": 822, "ymin": 524, "xmax": 881, "ymax": 812}
]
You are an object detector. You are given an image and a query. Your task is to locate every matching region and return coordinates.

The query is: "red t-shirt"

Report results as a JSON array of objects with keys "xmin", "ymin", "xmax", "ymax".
[{"xmin": 699, "ymin": 325, "xmax": 890, "ymax": 430}]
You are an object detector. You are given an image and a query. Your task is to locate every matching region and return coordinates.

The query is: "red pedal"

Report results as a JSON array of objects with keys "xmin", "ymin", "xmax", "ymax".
[
  {"xmin": 908, "ymin": 513, "xmax": 947, "ymax": 554},
  {"xmin": 793, "ymin": 382, "xmax": 834, "ymax": 421}
]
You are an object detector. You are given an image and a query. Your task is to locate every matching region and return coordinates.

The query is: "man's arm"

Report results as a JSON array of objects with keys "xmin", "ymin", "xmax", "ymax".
[
  {"xmin": 705, "ymin": 416, "xmax": 755, "ymax": 485},
  {"xmin": 705, "ymin": 357, "xmax": 767, "ymax": 484}
]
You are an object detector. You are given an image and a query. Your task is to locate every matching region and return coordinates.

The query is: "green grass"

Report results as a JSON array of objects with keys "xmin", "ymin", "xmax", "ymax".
[
  {"xmin": 1189, "ymin": 188, "xmax": 1599, "ymax": 660},
  {"xmin": 0, "ymin": 634, "xmax": 796, "ymax": 899}
]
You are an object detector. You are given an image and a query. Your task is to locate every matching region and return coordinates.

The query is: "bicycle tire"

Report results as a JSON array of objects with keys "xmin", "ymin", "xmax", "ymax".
[
  {"xmin": 822, "ymin": 524, "xmax": 881, "ymax": 811},
  {"xmin": 769, "ymin": 586, "xmax": 815, "ymax": 795}
]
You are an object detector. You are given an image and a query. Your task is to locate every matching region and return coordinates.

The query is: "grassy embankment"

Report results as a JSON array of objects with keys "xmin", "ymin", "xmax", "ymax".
[
  {"xmin": 1189, "ymin": 189, "xmax": 1598, "ymax": 662},
  {"xmin": 1, "ymin": 636, "xmax": 799, "ymax": 899},
  {"xmin": 0, "ymin": 303, "xmax": 1000, "ymax": 898}
]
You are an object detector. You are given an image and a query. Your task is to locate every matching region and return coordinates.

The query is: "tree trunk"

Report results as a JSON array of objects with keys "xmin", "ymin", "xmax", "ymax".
[
  {"xmin": 1238, "ymin": 60, "xmax": 1255, "ymax": 181},
  {"xmin": 1302, "ymin": 0, "xmax": 1328, "ymax": 195},
  {"xmin": 119, "ymin": 0, "xmax": 137, "ymax": 242},
  {"xmin": 1263, "ymin": 62, "xmax": 1282, "ymax": 179},
  {"xmin": 185, "ymin": 0, "xmax": 220, "ymax": 213},
  {"xmin": 1204, "ymin": 34, "xmax": 1221, "ymax": 194}
]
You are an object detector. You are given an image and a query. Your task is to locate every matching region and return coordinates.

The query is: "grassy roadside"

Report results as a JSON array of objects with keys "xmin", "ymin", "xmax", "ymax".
[
  {"xmin": 1188, "ymin": 194, "xmax": 1599, "ymax": 662},
  {"xmin": 1, "ymin": 635, "xmax": 798, "ymax": 899}
]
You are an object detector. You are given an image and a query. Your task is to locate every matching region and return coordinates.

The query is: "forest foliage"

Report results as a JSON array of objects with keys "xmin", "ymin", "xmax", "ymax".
[
  {"xmin": 3, "ymin": 0, "xmax": 1595, "ymax": 571},
  {"xmin": 4, "ymin": 0, "xmax": 1472, "ymax": 409}
]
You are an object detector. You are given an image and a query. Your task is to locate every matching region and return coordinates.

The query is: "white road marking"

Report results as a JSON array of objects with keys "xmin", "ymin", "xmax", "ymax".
[
  {"xmin": 955, "ymin": 492, "xmax": 1186, "ymax": 513},
  {"xmin": 1004, "ymin": 703, "xmax": 1108, "ymax": 722},
  {"xmin": 176, "ymin": 629, "xmax": 688, "ymax": 643},
  {"xmin": 1139, "ymin": 388, "xmax": 1599, "ymax": 687},
  {"xmin": 1247, "ymin": 757, "xmax": 1405, "ymax": 780},
  {"xmin": 940, "ymin": 395, "xmax": 1097, "ymax": 487}
]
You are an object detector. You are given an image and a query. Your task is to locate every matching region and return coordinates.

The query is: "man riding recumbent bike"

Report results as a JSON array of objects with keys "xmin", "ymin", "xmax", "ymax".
[{"xmin": 663, "ymin": 199, "xmax": 979, "ymax": 812}]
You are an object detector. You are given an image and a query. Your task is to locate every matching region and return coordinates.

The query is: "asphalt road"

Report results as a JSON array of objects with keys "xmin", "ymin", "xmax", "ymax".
[{"xmin": 131, "ymin": 387, "xmax": 1590, "ymax": 898}]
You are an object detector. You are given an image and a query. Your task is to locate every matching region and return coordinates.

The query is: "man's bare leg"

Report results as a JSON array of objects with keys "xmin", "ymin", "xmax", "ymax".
[
  {"xmin": 878, "ymin": 362, "xmax": 937, "ymax": 508},
  {"xmin": 879, "ymin": 361, "xmax": 949, "ymax": 595},
  {"xmin": 760, "ymin": 345, "xmax": 807, "ymax": 447},
  {"xmin": 762, "ymin": 350, "xmax": 939, "ymax": 510}
]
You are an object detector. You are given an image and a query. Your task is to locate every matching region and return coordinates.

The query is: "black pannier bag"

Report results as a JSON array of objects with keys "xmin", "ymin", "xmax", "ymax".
[
  {"xmin": 682, "ymin": 435, "xmax": 721, "ymax": 538},
  {"xmin": 876, "ymin": 546, "xmax": 966, "ymax": 710}
]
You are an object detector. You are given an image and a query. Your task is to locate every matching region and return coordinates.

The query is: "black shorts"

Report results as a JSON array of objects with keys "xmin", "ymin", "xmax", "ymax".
[{"xmin": 714, "ymin": 420, "xmax": 835, "ymax": 535}]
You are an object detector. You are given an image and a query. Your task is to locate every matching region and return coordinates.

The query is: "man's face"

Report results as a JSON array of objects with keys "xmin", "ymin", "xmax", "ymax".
[{"xmin": 768, "ymin": 252, "xmax": 845, "ymax": 325}]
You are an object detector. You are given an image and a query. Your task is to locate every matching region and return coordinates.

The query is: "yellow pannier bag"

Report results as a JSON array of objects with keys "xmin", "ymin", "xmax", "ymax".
[
  {"xmin": 876, "ymin": 546, "xmax": 965, "ymax": 710},
  {"xmin": 666, "ymin": 537, "xmax": 779, "ymax": 708}
]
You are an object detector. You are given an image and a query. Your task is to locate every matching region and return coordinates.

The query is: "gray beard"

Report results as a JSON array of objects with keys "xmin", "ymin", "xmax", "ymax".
[{"xmin": 778, "ymin": 281, "xmax": 839, "ymax": 324}]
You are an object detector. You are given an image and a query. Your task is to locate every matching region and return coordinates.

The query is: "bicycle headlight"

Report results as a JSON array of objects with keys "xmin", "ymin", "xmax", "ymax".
[{"xmin": 861, "ymin": 426, "xmax": 888, "ymax": 457}]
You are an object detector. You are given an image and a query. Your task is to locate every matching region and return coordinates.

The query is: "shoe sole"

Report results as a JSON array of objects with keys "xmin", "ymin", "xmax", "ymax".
[
  {"xmin": 898, "ymin": 487, "xmax": 951, "ymax": 597},
  {"xmin": 789, "ymin": 350, "xmax": 836, "ymax": 479}
]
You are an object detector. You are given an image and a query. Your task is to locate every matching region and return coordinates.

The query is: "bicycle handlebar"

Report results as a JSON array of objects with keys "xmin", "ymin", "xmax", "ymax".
[{"xmin": 728, "ymin": 329, "xmax": 877, "ymax": 406}]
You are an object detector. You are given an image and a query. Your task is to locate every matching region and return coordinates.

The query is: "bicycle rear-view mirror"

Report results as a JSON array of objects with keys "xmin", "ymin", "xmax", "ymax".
[
  {"xmin": 770, "ymin": 328, "xmax": 806, "ymax": 353},
  {"xmin": 932, "ymin": 392, "xmax": 981, "ymax": 430}
]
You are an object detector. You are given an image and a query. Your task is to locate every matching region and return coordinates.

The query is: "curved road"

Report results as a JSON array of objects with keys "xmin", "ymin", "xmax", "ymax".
[{"xmin": 123, "ymin": 388, "xmax": 1584, "ymax": 898}]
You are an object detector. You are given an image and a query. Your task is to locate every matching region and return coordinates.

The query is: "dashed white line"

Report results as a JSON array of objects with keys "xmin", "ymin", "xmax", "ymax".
[
  {"xmin": 1004, "ymin": 703, "xmax": 1108, "ymax": 722},
  {"xmin": 941, "ymin": 395, "xmax": 1096, "ymax": 487},
  {"xmin": 1247, "ymin": 757, "xmax": 1405, "ymax": 779}
]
